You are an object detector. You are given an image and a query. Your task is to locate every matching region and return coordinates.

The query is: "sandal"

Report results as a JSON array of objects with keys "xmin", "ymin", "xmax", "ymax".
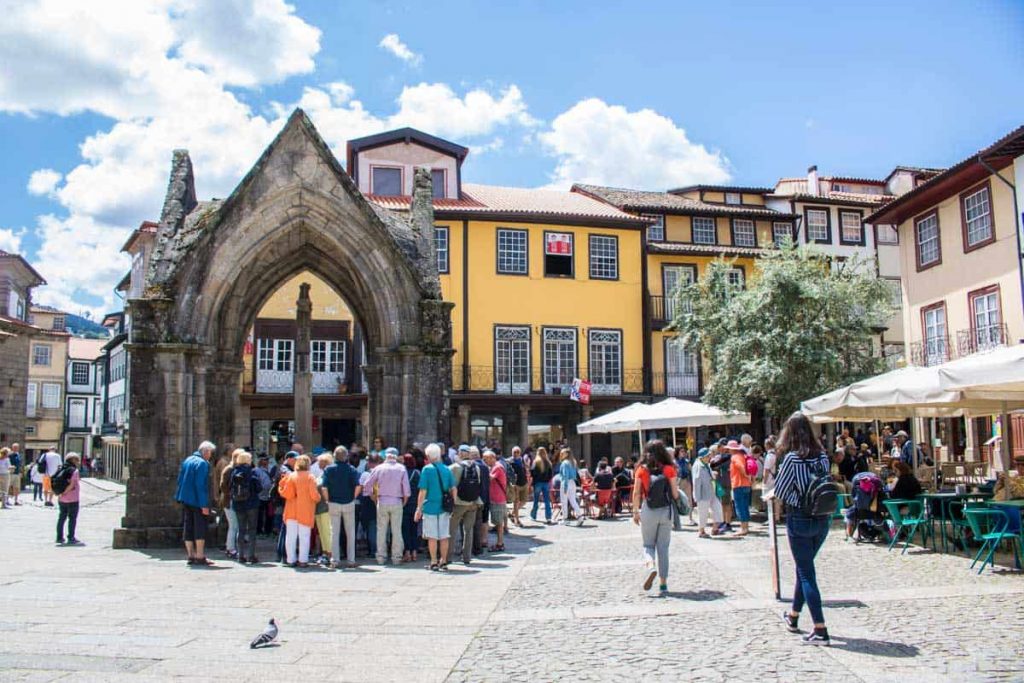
[
  {"xmin": 428, "ymin": 563, "xmax": 439, "ymax": 571},
  {"xmin": 439, "ymin": 563, "xmax": 450, "ymax": 572},
  {"xmin": 193, "ymin": 557, "xmax": 214, "ymax": 567}
]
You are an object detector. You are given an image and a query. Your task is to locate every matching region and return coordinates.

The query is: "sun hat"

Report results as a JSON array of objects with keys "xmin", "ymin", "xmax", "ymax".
[{"xmin": 725, "ymin": 440, "xmax": 744, "ymax": 451}]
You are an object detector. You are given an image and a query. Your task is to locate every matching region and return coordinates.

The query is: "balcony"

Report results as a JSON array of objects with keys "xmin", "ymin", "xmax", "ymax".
[
  {"xmin": 459, "ymin": 366, "xmax": 644, "ymax": 396},
  {"xmin": 254, "ymin": 369, "xmax": 351, "ymax": 394},
  {"xmin": 652, "ymin": 371, "xmax": 700, "ymax": 398},
  {"xmin": 908, "ymin": 324, "xmax": 1009, "ymax": 367},
  {"xmin": 650, "ymin": 295, "xmax": 689, "ymax": 329}
]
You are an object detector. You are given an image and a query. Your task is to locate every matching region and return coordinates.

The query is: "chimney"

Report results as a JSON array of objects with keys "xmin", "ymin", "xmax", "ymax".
[{"xmin": 807, "ymin": 165, "xmax": 819, "ymax": 196}]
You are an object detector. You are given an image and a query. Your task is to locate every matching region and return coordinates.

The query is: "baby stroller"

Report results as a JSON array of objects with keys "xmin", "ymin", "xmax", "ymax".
[{"xmin": 846, "ymin": 472, "xmax": 887, "ymax": 542}]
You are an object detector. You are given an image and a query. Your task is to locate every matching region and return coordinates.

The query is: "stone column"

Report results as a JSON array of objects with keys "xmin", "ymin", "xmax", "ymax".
[
  {"xmin": 518, "ymin": 404, "xmax": 530, "ymax": 448},
  {"xmin": 293, "ymin": 283, "xmax": 313, "ymax": 448},
  {"xmin": 581, "ymin": 405, "xmax": 593, "ymax": 467},
  {"xmin": 359, "ymin": 403, "xmax": 370, "ymax": 447},
  {"xmin": 457, "ymin": 404, "xmax": 471, "ymax": 445}
]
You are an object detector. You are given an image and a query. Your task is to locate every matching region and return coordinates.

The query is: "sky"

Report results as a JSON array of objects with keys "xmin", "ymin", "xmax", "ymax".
[{"xmin": 1, "ymin": 0, "xmax": 1022, "ymax": 318}]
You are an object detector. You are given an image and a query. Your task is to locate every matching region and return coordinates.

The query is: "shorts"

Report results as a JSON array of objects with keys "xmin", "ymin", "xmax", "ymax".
[
  {"xmin": 514, "ymin": 485, "xmax": 529, "ymax": 505},
  {"xmin": 422, "ymin": 512, "xmax": 451, "ymax": 540},
  {"xmin": 182, "ymin": 504, "xmax": 208, "ymax": 542},
  {"xmin": 490, "ymin": 503, "xmax": 508, "ymax": 527},
  {"xmin": 42, "ymin": 475, "xmax": 52, "ymax": 494}
]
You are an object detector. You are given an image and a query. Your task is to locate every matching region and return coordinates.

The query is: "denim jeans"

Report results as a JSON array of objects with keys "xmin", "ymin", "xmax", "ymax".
[
  {"xmin": 640, "ymin": 502, "xmax": 672, "ymax": 580},
  {"xmin": 531, "ymin": 482, "xmax": 551, "ymax": 521},
  {"xmin": 57, "ymin": 501, "xmax": 79, "ymax": 542},
  {"xmin": 357, "ymin": 497, "xmax": 377, "ymax": 556},
  {"xmin": 402, "ymin": 499, "xmax": 419, "ymax": 555},
  {"xmin": 235, "ymin": 506, "xmax": 258, "ymax": 559},
  {"xmin": 733, "ymin": 486, "xmax": 752, "ymax": 522},
  {"xmin": 787, "ymin": 513, "xmax": 830, "ymax": 624}
]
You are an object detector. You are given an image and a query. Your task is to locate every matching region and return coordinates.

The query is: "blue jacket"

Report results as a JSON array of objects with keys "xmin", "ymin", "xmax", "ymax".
[
  {"xmin": 175, "ymin": 452, "xmax": 210, "ymax": 509},
  {"xmin": 322, "ymin": 462, "xmax": 360, "ymax": 505}
]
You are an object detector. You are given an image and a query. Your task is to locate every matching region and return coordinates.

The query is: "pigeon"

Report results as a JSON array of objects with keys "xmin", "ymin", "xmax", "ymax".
[{"xmin": 250, "ymin": 618, "xmax": 278, "ymax": 649}]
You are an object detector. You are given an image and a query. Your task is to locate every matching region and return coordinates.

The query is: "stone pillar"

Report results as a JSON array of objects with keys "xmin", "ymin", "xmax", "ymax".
[
  {"xmin": 293, "ymin": 283, "xmax": 313, "ymax": 448},
  {"xmin": 359, "ymin": 403, "xmax": 370, "ymax": 447},
  {"xmin": 457, "ymin": 404, "xmax": 471, "ymax": 445},
  {"xmin": 518, "ymin": 404, "xmax": 530, "ymax": 448}
]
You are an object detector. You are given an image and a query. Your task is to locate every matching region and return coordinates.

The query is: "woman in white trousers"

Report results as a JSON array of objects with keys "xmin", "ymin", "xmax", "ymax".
[{"xmin": 692, "ymin": 447, "xmax": 723, "ymax": 538}]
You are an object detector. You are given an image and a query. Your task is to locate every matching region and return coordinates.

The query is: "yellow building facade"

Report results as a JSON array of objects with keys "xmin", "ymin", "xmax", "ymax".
[{"xmin": 25, "ymin": 306, "xmax": 70, "ymax": 457}]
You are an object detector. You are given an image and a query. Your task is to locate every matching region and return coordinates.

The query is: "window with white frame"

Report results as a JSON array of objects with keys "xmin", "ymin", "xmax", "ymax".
[
  {"xmin": 732, "ymin": 219, "xmax": 756, "ymax": 247},
  {"xmin": 542, "ymin": 328, "xmax": 576, "ymax": 393},
  {"xmin": 434, "ymin": 226, "xmax": 449, "ymax": 273},
  {"xmin": 806, "ymin": 209, "xmax": 829, "ymax": 242},
  {"xmin": 773, "ymin": 222, "xmax": 794, "ymax": 246},
  {"xmin": 32, "ymin": 344, "xmax": 51, "ymax": 366},
  {"xmin": 642, "ymin": 214, "xmax": 664, "ymax": 242},
  {"xmin": 68, "ymin": 398, "xmax": 87, "ymax": 429},
  {"xmin": 26, "ymin": 382, "xmax": 37, "ymax": 417},
  {"xmin": 916, "ymin": 212, "xmax": 940, "ymax": 267},
  {"xmin": 71, "ymin": 362, "xmax": 90, "ymax": 386},
  {"xmin": 839, "ymin": 211, "xmax": 863, "ymax": 244},
  {"xmin": 971, "ymin": 289, "xmax": 1002, "ymax": 350},
  {"xmin": 588, "ymin": 330, "xmax": 621, "ymax": 394},
  {"xmin": 876, "ymin": 224, "xmax": 899, "ymax": 244},
  {"xmin": 727, "ymin": 268, "xmax": 745, "ymax": 288},
  {"xmin": 431, "ymin": 169, "xmax": 446, "ymax": 199},
  {"xmin": 962, "ymin": 185, "xmax": 993, "ymax": 248},
  {"xmin": 311, "ymin": 340, "xmax": 345, "ymax": 374},
  {"xmin": 41, "ymin": 382, "xmax": 61, "ymax": 409},
  {"xmin": 497, "ymin": 228, "xmax": 528, "ymax": 274},
  {"xmin": 923, "ymin": 304, "xmax": 947, "ymax": 365},
  {"xmin": 725, "ymin": 192, "xmax": 741, "ymax": 205},
  {"xmin": 257, "ymin": 339, "xmax": 275, "ymax": 371},
  {"xmin": 692, "ymin": 217, "xmax": 716, "ymax": 245},
  {"xmin": 371, "ymin": 166, "xmax": 402, "ymax": 196},
  {"xmin": 52, "ymin": 316, "xmax": 65, "ymax": 331},
  {"xmin": 663, "ymin": 265, "xmax": 695, "ymax": 319},
  {"xmin": 588, "ymin": 235, "xmax": 618, "ymax": 280},
  {"xmin": 495, "ymin": 326, "xmax": 530, "ymax": 394},
  {"xmin": 665, "ymin": 339, "xmax": 699, "ymax": 397},
  {"xmin": 275, "ymin": 339, "xmax": 293, "ymax": 372},
  {"xmin": 884, "ymin": 278, "xmax": 902, "ymax": 310}
]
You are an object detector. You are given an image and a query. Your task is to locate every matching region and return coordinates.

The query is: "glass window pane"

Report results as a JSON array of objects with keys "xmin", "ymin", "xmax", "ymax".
[
  {"xmin": 693, "ymin": 217, "xmax": 716, "ymax": 244},
  {"xmin": 431, "ymin": 169, "xmax": 446, "ymax": 199},
  {"xmin": 371, "ymin": 167, "xmax": 402, "ymax": 196}
]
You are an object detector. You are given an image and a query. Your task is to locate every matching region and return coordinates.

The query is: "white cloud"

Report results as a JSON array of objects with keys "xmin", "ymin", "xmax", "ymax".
[
  {"xmin": 470, "ymin": 138, "xmax": 505, "ymax": 155},
  {"xmin": 390, "ymin": 83, "xmax": 537, "ymax": 138},
  {"xmin": 27, "ymin": 169, "xmax": 62, "ymax": 197},
  {"xmin": 539, "ymin": 98, "xmax": 730, "ymax": 190},
  {"xmin": 0, "ymin": 227, "xmax": 25, "ymax": 253},
  {"xmin": 378, "ymin": 33, "xmax": 422, "ymax": 67}
]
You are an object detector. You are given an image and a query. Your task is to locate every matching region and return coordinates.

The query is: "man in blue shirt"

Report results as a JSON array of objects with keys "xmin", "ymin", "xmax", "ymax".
[
  {"xmin": 895, "ymin": 431, "xmax": 915, "ymax": 469},
  {"xmin": 322, "ymin": 446, "xmax": 362, "ymax": 569},
  {"xmin": 416, "ymin": 443, "xmax": 456, "ymax": 571},
  {"xmin": 175, "ymin": 441, "xmax": 215, "ymax": 566}
]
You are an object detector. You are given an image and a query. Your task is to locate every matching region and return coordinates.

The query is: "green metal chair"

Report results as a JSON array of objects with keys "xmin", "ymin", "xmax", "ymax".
[
  {"xmin": 831, "ymin": 492, "xmax": 853, "ymax": 523},
  {"xmin": 948, "ymin": 501, "xmax": 987, "ymax": 554},
  {"xmin": 963, "ymin": 508, "xmax": 1022, "ymax": 574},
  {"xmin": 882, "ymin": 499, "xmax": 931, "ymax": 555}
]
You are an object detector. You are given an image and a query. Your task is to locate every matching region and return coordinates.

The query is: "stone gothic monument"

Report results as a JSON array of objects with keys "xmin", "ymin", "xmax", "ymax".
[{"xmin": 113, "ymin": 110, "xmax": 453, "ymax": 548}]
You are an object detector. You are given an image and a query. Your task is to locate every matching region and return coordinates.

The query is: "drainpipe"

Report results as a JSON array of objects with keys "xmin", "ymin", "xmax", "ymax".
[{"xmin": 978, "ymin": 155, "xmax": 1023, "ymax": 327}]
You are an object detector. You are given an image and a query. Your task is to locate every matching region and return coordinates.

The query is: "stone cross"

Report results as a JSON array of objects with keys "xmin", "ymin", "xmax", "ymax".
[{"xmin": 294, "ymin": 282, "xmax": 313, "ymax": 448}]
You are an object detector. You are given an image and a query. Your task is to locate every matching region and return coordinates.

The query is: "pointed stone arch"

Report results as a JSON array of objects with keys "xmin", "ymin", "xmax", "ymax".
[{"xmin": 115, "ymin": 111, "xmax": 453, "ymax": 547}]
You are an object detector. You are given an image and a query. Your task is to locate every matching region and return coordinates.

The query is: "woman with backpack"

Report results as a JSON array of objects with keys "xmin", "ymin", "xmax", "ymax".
[
  {"xmin": 230, "ymin": 451, "xmax": 261, "ymax": 564},
  {"xmin": 558, "ymin": 448, "xmax": 584, "ymax": 526},
  {"xmin": 772, "ymin": 412, "xmax": 834, "ymax": 646},
  {"xmin": 55, "ymin": 454, "xmax": 81, "ymax": 545},
  {"xmin": 218, "ymin": 448, "xmax": 244, "ymax": 559},
  {"xmin": 631, "ymin": 440, "xmax": 681, "ymax": 594}
]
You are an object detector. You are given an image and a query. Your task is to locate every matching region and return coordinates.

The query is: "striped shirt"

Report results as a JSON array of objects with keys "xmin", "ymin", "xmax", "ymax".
[{"xmin": 772, "ymin": 451, "xmax": 830, "ymax": 509}]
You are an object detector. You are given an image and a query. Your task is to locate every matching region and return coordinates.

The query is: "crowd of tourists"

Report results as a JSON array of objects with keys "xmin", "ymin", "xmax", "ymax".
[{"xmin": 0, "ymin": 443, "xmax": 85, "ymax": 544}]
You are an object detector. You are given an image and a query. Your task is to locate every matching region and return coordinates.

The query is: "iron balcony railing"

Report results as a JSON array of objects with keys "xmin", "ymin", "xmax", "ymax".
[
  {"xmin": 908, "ymin": 324, "xmax": 1009, "ymax": 367},
  {"xmin": 651, "ymin": 372, "xmax": 700, "ymax": 398},
  {"xmin": 457, "ymin": 366, "xmax": 645, "ymax": 396},
  {"xmin": 650, "ymin": 295, "xmax": 690, "ymax": 329}
]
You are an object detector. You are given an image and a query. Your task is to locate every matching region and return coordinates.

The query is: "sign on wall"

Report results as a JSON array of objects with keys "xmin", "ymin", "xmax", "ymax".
[
  {"xmin": 545, "ymin": 232, "xmax": 573, "ymax": 255},
  {"xmin": 570, "ymin": 378, "xmax": 591, "ymax": 404}
]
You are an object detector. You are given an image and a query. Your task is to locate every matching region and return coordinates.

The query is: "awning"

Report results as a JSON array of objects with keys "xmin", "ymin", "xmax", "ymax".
[{"xmin": 578, "ymin": 398, "xmax": 750, "ymax": 434}]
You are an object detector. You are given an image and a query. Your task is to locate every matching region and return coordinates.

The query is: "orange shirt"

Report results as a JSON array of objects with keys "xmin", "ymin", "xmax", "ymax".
[
  {"xmin": 278, "ymin": 471, "xmax": 321, "ymax": 527},
  {"xmin": 634, "ymin": 464, "xmax": 677, "ymax": 498},
  {"xmin": 730, "ymin": 453, "xmax": 752, "ymax": 489}
]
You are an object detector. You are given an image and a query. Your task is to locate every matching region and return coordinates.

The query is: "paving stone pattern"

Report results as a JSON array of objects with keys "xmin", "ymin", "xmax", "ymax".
[{"xmin": 1, "ymin": 479, "xmax": 1022, "ymax": 682}]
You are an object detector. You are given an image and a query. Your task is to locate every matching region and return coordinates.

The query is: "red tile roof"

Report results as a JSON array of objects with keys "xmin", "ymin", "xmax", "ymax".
[
  {"xmin": 0, "ymin": 249, "xmax": 46, "ymax": 286},
  {"xmin": 573, "ymin": 184, "xmax": 797, "ymax": 219},
  {"xmin": 647, "ymin": 242, "xmax": 766, "ymax": 257}
]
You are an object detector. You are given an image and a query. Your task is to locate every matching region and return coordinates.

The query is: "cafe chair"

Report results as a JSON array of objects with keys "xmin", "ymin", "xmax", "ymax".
[
  {"xmin": 882, "ymin": 499, "xmax": 932, "ymax": 555},
  {"xmin": 964, "ymin": 508, "xmax": 1022, "ymax": 575}
]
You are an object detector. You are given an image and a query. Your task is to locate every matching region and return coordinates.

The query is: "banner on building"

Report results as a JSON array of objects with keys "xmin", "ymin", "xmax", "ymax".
[
  {"xmin": 545, "ymin": 232, "xmax": 573, "ymax": 255},
  {"xmin": 569, "ymin": 378, "xmax": 591, "ymax": 404}
]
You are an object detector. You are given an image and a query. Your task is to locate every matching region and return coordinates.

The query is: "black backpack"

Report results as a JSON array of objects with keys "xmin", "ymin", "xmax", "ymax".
[
  {"xmin": 50, "ymin": 464, "xmax": 74, "ymax": 495},
  {"xmin": 800, "ymin": 456, "xmax": 840, "ymax": 517},
  {"xmin": 511, "ymin": 460, "xmax": 527, "ymax": 487},
  {"xmin": 230, "ymin": 467, "xmax": 254, "ymax": 503},
  {"xmin": 646, "ymin": 467, "xmax": 673, "ymax": 509},
  {"xmin": 456, "ymin": 462, "xmax": 482, "ymax": 503},
  {"xmin": 37, "ymin": 455, "xmax": 48, "ymax": 475}
]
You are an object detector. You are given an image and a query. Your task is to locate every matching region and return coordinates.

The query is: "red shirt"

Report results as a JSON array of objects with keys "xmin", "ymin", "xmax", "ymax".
[
  {"xmin": 489, "ymin": 464, "xmax": 508, "ymax": 505},
  {"xmin": 634, "ymin": 464, "xmax": 676, "ymax": 498}
]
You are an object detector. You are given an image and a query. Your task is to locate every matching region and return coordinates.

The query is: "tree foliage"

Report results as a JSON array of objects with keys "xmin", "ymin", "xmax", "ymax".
[{"xmin": 668, "ymin": 245, "xmax": 894, "ymax": 419}]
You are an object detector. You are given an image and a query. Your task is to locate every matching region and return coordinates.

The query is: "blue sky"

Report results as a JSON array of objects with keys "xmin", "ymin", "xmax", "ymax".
[{"xmin": 1, "ymin": 0, "xmax": 1022, "ymax": 316}]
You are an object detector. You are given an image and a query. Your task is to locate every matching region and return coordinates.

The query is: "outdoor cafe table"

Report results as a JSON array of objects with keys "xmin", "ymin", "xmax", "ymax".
[
  {"xmin": 917, "ymin": 491, "xmax": 994, "ymax": 554},
  {"xmin": 988, "ymin": 499, "xmax": 1024, "ymax": 569}
]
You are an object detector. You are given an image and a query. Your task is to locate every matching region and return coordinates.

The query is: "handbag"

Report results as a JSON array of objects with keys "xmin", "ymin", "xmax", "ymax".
[
  {"xmin": 435, "ymin": 465, "xmax": 454, "ymax": 513},
  {"xmin": 673, "ymin": 489, "xmax": 692, "ymax": 516}
]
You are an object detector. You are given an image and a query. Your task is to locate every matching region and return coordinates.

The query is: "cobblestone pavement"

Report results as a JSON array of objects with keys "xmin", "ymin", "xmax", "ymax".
[{"xmin": 2, "ymin": 481, "xmax": 1022, "ymax": 682}]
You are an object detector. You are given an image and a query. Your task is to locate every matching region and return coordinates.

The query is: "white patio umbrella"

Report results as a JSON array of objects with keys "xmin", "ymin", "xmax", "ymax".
[
  {"xmin": 801, "ymin": 365, "xmax": 1024, "ymax": 423},
  {"xmin": 936, "ymin": 344, "xmax": 1024, "ymax": 400},
  {"xmin": 573, "ymin": 401, "xmax": 650, "ymax": 434},
  {"xmin": 578, "ymin": 398, "xmax": 750, "ymax": 452}
]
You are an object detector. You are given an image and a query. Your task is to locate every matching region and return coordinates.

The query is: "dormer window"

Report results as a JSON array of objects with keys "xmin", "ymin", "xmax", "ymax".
[
  {"xmin": 371, "ymin": 166, "xmax": 402, "ymax": 196},
  {"xmin": 431, "ymin": 169, "xmax": 446, "ymax": 199},
  {"xmin": 725, "ymin": 192, "xmax": 741, "ymax": 205}
]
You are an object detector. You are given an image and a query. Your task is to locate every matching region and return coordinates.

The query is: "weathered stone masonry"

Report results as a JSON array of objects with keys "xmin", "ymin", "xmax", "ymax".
[{"xmin": 114, "ymin": 110, "xmax": 453, "ymax": 548}]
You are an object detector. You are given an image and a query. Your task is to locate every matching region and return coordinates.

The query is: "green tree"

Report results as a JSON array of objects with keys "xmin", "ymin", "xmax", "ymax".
[{"xmin": 668, "ymin": 245, "xmax": 894, "ymax": 420}]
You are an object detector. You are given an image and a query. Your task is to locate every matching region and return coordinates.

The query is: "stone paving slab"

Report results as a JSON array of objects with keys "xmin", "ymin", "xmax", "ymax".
[{"xmin": 1, "ymin": 478, "xmax": 1022, "ymax": 681}]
